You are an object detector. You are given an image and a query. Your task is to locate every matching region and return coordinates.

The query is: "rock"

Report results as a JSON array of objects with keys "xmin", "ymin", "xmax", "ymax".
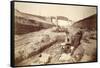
[
  {"xmin": 40, "ymin": 34, "xmax": 50, "ymax": 43},
  {"xmin": 39, "ymin": 53, "xmax": 51, "ymax": 64},
  {"xmin": 72, "ymin": 45, "xmax": 84, "ymax": 61},
  {"xmin": 80, "ymin": 54, "xmax": 93, "ymax": 62},
  {"xmin": 59, "ymin": 53, "xmax": 71, "ymax": 61}
]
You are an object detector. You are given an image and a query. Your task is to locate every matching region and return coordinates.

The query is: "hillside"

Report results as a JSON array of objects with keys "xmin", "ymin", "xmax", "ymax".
[
  {"xmin": 72, "ymin": 14, "xmax": 97, "ymax": 30},
  {"xmin": 15, "ymin": 9, "xmax": 54, "ymax": 34}
]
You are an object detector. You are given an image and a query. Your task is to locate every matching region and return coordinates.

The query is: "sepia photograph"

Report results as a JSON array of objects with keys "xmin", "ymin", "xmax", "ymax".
[{"xmin": 11, "ymin": 1, "xmax": 97, "ymax": 67}]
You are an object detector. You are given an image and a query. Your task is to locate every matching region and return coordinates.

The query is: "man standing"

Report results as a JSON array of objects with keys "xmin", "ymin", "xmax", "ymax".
[{"xmin": 61, "ymin": 31, "xmax": 72, "ymax": 54}]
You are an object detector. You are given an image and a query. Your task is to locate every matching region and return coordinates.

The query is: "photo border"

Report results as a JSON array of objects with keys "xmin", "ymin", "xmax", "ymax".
[{"xmin": 10, "ymin": 1, "xmax": 98, "ymax": 67}]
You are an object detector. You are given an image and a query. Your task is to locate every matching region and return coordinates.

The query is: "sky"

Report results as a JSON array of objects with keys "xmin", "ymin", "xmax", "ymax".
[{"xmin": 15, "ymin": 2, "xmax": 96, "ymax": 22}]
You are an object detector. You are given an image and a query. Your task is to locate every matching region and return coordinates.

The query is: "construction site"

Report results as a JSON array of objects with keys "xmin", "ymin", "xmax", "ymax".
[{"xmin": 13, "ymin": 2, "xmax": 97, "ymax": 66}]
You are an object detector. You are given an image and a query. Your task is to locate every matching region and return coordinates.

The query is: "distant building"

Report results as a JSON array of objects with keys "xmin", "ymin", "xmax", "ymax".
[{"xmin": 46, "ymin": 16, "xmax": 73, "ymax": 27}]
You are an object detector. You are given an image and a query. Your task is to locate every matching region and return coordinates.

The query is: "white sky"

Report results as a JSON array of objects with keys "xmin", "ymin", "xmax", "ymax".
[{"xmin": 15, "ymin": 2, "xmax": 96, "ymax": 22}]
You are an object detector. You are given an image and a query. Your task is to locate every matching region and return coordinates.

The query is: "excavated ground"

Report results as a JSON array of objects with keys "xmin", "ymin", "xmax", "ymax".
[{"xmin": 15, "ymin": 27, "xmax": 97, "ymax": 66}]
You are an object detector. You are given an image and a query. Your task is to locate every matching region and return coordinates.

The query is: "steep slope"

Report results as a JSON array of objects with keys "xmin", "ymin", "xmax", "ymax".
[
  {"xmin": 72, "ymin": 14, "xmax": 97, "ymax": 30},
  {"xmin": 15, "ymin": 9, "xmax": 54, "ymax": 34}
]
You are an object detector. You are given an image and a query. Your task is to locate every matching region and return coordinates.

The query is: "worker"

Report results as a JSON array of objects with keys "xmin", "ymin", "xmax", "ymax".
[{"xmin": 61, "ymin": 31, "xmax": 72, "ymax": 54}]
